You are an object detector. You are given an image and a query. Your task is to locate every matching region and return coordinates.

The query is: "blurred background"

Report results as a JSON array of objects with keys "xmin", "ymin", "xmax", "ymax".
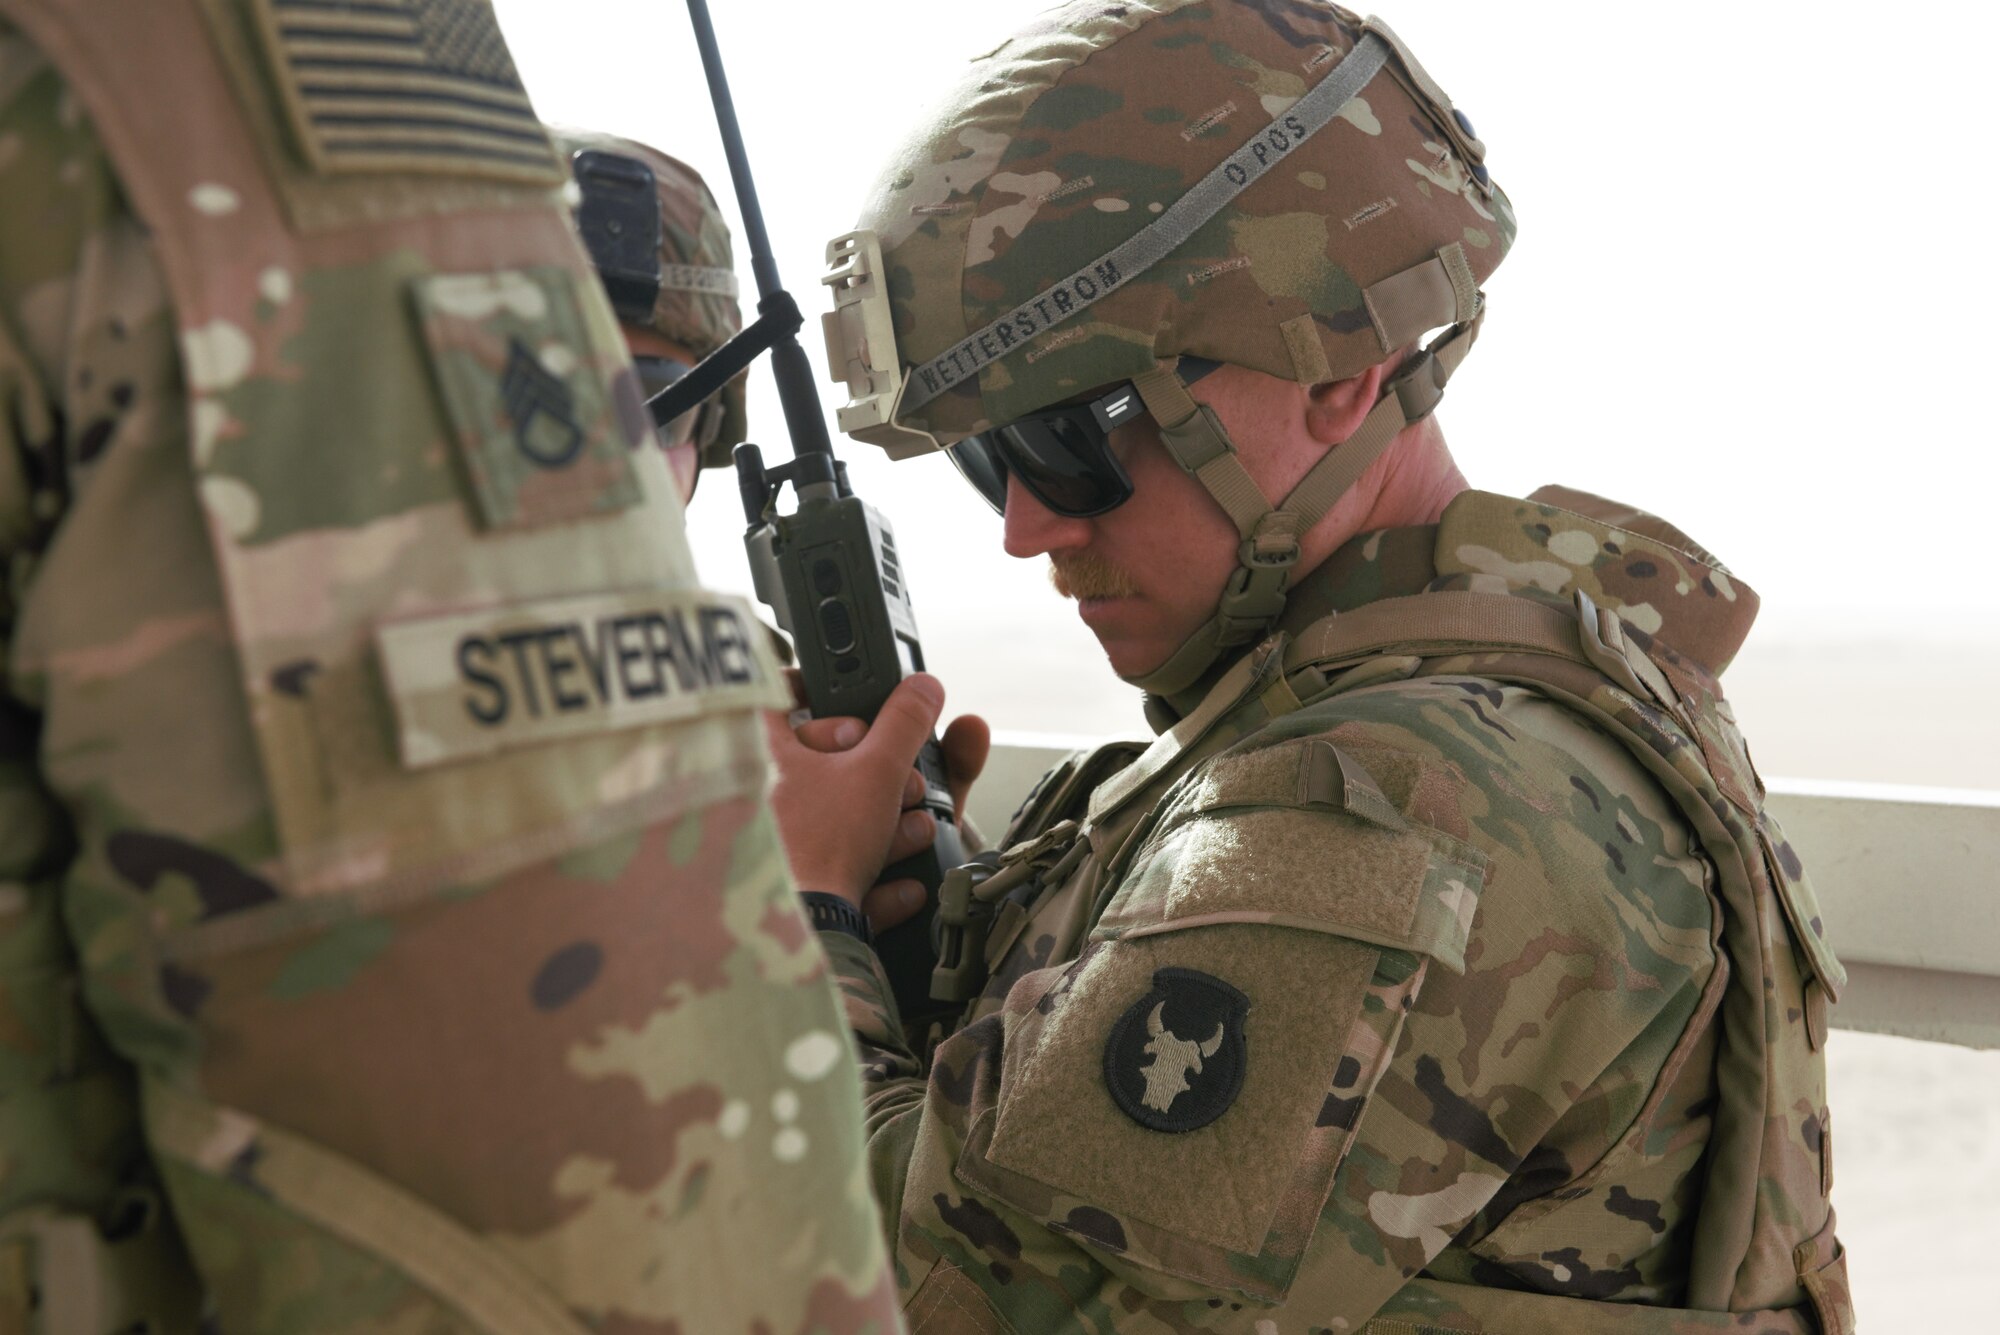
[{"xmin": 495, "ymin": 0, "xmax": 1999, "ymax": 1318}]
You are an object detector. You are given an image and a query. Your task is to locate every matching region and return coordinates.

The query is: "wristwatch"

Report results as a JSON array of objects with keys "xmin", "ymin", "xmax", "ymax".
[{"xmin": 799, "ymin": 892, "xmax": 873, "ymax": 945}]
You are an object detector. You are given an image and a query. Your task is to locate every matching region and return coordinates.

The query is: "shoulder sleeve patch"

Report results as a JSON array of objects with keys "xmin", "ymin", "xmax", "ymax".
[
  {"xmin": 1096, "ymin": 738, "xmax": 1489, "ymax": 972},
  {"xmin": 247, "ymin": 0, "xmax": 565, "ymax": 186},
  {"xmin": 949, "ymin": 747, "xmax": 1485, "ymax": 1302},
  {"xmin": 1103, "ymin": 967, "xmax": 1250, "ymax": 1133},
  {"xmin": 959, "ymin": 854, "xmax": 1437, "ymax": 1300}
]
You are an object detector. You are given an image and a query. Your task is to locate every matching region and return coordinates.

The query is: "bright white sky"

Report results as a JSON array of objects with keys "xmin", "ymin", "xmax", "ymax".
[{"xmin": 492, "ymin": 0, "xmax": 2000, "ymax": 760}]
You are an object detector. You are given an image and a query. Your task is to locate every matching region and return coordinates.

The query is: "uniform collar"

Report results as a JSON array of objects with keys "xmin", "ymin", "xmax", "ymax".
[
  {"xmin": 1435, "ymin": 487, "xmax": 1759, "ymax": 676},
  {"xmin": 1143, "ymin": 486, "xmax": 1759, "ymax": 732},
  {"xmin": 1272, "ymin": 522, "xmax": 1441, "ymax": 638},
  {"xmin": 1145, "ymin": 522, "xmax": 1438, "ymax": 730}
]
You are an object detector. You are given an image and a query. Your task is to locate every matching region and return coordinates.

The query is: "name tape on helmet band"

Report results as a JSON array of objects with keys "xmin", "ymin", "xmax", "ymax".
[
  {"xmin": 659, "ymin": 264, "xmax": 741, "ymax": 298},
  {"xmin": 900, "ymin": 32, "xmax": 1391, "ymax": 414}
]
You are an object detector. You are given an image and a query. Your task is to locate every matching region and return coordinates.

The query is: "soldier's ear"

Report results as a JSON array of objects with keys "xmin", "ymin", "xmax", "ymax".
[{"xmin": 1304, "ymin": 358, "xmax": 1391, "ymax": 447}]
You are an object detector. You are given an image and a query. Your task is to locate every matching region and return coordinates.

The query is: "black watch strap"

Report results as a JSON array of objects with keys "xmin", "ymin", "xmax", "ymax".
[{"xmin": 799, "ymin": 892, "xmax": 873, "ymax": 945}]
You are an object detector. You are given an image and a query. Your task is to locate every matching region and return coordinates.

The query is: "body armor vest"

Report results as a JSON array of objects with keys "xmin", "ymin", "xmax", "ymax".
[{"xmin": 936, "ymin": 489, "xmax": 1854, "ymax": 1334}]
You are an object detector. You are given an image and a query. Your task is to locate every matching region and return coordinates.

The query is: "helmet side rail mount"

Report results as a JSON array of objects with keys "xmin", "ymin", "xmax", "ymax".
[{"xmin": 676, "ymin": 0, "xmax": 966, "ymax": 1025}]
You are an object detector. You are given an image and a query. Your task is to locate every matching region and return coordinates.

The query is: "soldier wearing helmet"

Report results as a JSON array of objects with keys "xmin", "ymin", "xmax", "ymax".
[
  {"xmin": 556, "ymin": 126, "xmax": 750, "ymax": 501},
  {"xmin": 784, "ymin": 3, "xmax": 1854, "ymax": 1331},
  {"xmin": 553, "ymin": 125, "xmax": 993, "ymax": 950}
]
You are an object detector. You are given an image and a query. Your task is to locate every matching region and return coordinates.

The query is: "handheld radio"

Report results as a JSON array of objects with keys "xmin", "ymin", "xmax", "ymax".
[{"xmin": 653, "ymin": 0, "xmax": 964, "ymax": 1024}]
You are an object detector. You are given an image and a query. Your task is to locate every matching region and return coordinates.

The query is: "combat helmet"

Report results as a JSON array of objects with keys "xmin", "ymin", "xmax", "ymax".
[
  {"xmin": 555, "ymin": 126, "xmax": 749, "ymax": 469},
  {"xmin": 822, "ymin": 1, "xmax": 1513, "ymax": 695}
]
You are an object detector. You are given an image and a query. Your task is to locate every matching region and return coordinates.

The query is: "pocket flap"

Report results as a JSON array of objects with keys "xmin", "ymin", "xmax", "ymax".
[
  {"xmin": 958, "ymin": 929, "xmax": 1430, "ymax": 1302},
  {"xmin": 1096, "ymin": 739, "xmax": 1488, "ymax": 973},
  {"xmin": 1760, "ymin": 818, "xmax": 1847, "ymax": 1003}
]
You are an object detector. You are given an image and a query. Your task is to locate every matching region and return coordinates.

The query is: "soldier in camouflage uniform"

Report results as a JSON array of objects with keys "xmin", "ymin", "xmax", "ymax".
[
  {"xmin": 0, "ymin": 0, "xmax": 902, "ymax": 1330},
  {"xmin": 545, "ymin": 125, "xmax": 980, "ymax": 937},
  {"xmin": 790, "ymin": 3, "xmax": 1856, "ymax": 1331}
]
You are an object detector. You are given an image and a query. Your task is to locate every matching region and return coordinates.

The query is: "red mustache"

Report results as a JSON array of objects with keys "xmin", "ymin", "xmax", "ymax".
[{"xmin": 1049, "ymin": 553, "xmax": 1138, "ymax": 600}]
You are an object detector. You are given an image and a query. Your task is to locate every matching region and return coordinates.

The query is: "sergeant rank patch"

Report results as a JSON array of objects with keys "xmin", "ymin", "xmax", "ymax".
[
  {"xmin": 500, "ymin": 337, "xmax": 583, "ymax": 467},
  {"xmin": 1103, "ymin": 968, "xmax": 1249, "ymax": 1133}
]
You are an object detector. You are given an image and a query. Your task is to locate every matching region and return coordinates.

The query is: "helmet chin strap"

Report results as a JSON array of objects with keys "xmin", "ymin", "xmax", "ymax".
[{"xmin": 1120, "ymin": 301, "xmax": 1486, "ymax": 703}]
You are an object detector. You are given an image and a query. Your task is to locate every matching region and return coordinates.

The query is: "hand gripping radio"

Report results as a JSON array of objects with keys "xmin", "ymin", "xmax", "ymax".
[{"xmin": 655, "ymin": 0, "xmax": 965, "ymax": 1026}]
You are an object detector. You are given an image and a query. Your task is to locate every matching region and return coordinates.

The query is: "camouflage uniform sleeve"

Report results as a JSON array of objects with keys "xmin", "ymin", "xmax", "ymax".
[
  {"xmin": 867, "ymin": 677, "xmax": 1717, "ymax": 1330},
  {"xmin": 0, "ymin": 27, "xmax": 176, "ymax": 1311},
  {"xmin": 817, "ymin": 929, "xmax": 936, "ymax": 1230},
  {"xmin": 0, "ymin": 22, "xmax": 901, "ymax": 1331},
  {"xmin": 820, "ymin": 931, "xmax": 916, "ymax": 1080}
]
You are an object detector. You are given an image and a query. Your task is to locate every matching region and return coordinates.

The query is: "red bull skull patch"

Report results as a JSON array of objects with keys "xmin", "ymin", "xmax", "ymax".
[{"xmin": 1102, "ymin": 967, "xmax": 1249, "ymax": 1133}]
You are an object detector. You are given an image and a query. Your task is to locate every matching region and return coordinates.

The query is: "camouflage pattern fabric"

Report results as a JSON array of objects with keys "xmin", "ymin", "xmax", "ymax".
[
  {"xmin": 553, "ymin": 125, "xmax": 749, "ymax": 468},
  {"xmin": 0, "ymin": 3, "xmax": 899, "ymax": 1331},
  {"xmin": 818, "ymin": 488, "xmax": 1849, "ymax": 1332},
  {"xmin": 849, "ymin": 0, "xmax": 1512, "ymax": 447}
]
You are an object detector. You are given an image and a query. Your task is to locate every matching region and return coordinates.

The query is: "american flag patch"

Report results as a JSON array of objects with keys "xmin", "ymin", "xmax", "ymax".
[{"xmin": 253, "ymin": 0, "xmax": 562, "ymax": 183}]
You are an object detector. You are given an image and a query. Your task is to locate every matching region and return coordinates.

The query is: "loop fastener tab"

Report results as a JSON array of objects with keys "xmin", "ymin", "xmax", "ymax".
[{"xmin": 1391, "ymin": 349, "xmax": 1447, "ymax": 420}]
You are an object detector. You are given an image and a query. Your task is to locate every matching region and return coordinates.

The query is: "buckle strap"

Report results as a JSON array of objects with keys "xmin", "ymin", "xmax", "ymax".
[
  {"xmin": 1428, "ymin": 300, "xmax": 1484, "ymax": 385},
  {"xmin": 1136, "ymin": 363, "xmax": 1281, "ymax": 544},
  {"xmin": 1125, "ymin": 290, "xmax": 1485, "ymax": 697},
  {"xmin": 1137, "ymin": 359, "xmax": 1299, "ymax": 633},
  {"xmin": 932, "ymin": 823, "xmax": 1090, "ymax": 1003},
  {"xmin": 1392, "ymin": 347, "xmax": 1448, "ymax": 420},
  {"xmin": 931, "ymin": 856, "xmax": 1005, "ymax": 1003},
  {"xmin": 1131, "ymin": 363, "xmax": 1200, "ymax": 435},
  {"xmin": 1216, "ymin": 561, "xmax": 1291, "ymax": 645},
  {"xmin": 1275, "ymin": 303, "xmax": 1484, "ymax": 539},
  {"xmin": 0, "ymin": 1201, "xmax": 200, "ymax": 1334},
  {"xmin": 1572, "ymin": 588, "xmax": 1688, "ymax": 724},
  {"xmin": 1194, "ymin": 446, "xmax": 1274, "ymax": 538},
  {"xmin": 1243, "ymin": 512, "xmax": 1303, "ymax": 565}
]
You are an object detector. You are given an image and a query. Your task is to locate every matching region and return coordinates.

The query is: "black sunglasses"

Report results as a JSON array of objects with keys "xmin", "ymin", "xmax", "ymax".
[{"xmin": 946, "ymin": 357, "xmax": 1219, "ymax": 518}]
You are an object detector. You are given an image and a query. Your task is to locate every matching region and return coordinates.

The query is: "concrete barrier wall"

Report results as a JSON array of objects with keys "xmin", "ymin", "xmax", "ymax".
[{"xmin": 970, "ymin": 736, "xmax": 2000, "ymax": 1050}]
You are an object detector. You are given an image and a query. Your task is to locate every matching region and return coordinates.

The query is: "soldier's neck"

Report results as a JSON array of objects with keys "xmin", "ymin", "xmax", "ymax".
[{"xmin": 1142, "ymin": 423, "xmax": 1468, "ymax": 729}]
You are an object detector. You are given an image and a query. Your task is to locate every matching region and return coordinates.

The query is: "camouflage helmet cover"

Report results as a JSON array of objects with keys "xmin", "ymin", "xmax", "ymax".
[
  {"xmin": 554, "ymin": 125, "xmax": 748, "ymax": 466},
  {"xmin": 850, "ymin": 0, "xmax": 1514, "ymax": 446}
]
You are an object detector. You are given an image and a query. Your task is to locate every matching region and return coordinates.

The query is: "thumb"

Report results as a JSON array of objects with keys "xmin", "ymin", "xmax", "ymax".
[
  {"xmin": 857, "ymin": 674, "xmax": 945, "ymax": 772},
  {"xmin": 760, "ymin": 709, "xmax": 805, "ymax": 761},
  {"xmin": 941, "ymin": 712, "xmax": 991, "ymax": 820}
]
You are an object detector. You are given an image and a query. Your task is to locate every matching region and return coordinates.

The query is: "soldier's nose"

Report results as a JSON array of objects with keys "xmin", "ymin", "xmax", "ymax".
[{"xmin": 1002, "ymin": 473, "xmax": 1092, "ymax": 560}]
